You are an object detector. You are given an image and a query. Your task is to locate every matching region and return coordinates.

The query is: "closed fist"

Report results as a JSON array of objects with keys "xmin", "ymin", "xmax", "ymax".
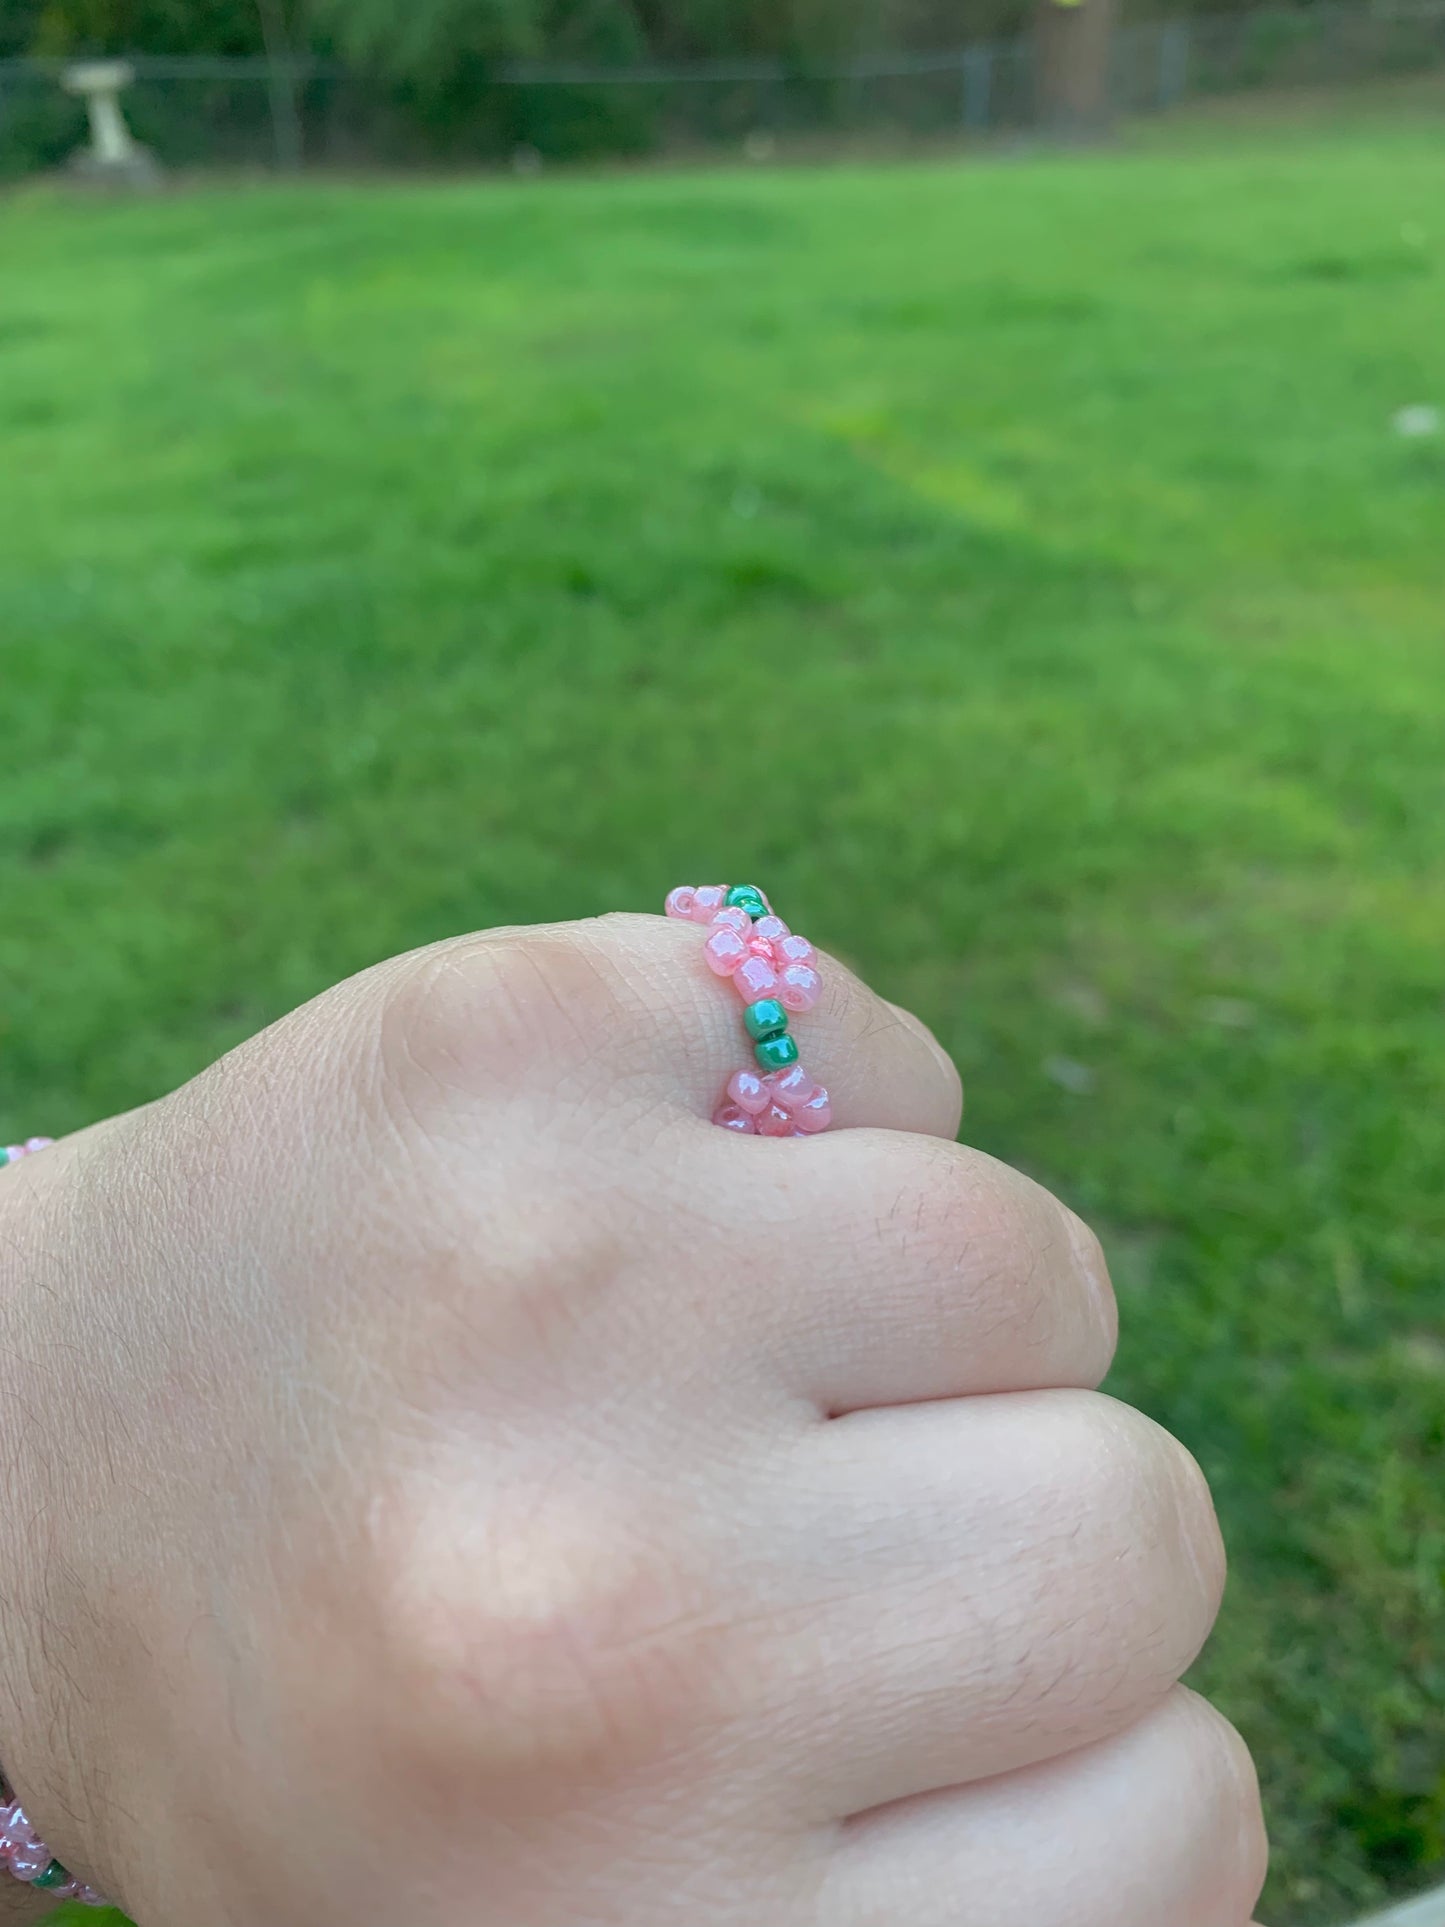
[{"xmin": 0, "ymin": 915, "xmax": 1266, "ymax": 1925}]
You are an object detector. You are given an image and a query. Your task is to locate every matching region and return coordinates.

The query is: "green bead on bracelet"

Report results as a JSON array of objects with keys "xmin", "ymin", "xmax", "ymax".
[
  {"xmin": 744, "ymin": 989, "xmax": 798, "ymax": 1067},
  {"xmin": 34, "ymin": 1861, "xmax": 72, "ymax": 1891},
  {"xmin": 743, "ymin": 997, "xmax": 788, "ymax": 1042},
  {"xmin": 754, "ymin": 1032, "xmax": 799, "ymax": 1071},
  {"xmin": 725, "ymin": 883, "xmax": 768, "ymax": 920}
]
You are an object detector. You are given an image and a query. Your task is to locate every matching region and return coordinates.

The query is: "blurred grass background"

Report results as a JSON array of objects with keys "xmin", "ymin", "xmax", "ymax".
[{"xmin": 4, "ymin": 84, "xmax": 1443, "ymax": 1927}]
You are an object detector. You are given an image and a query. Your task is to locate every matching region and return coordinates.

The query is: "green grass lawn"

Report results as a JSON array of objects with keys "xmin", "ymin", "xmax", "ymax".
[{"xmin": 4, "ymin": 91, "xmax": 1444, "ymax": 1926}]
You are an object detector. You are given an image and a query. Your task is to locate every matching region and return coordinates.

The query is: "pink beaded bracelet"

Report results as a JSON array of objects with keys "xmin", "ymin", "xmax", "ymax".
[
  {"xmin": 0, "ymin": 1788, "xmax": 105, "ymax": 1906},
  {"xmin": 0, "ymin": 1147, "xmax": 108, "ymax": 1909},
  {"xmin": 665, "ymin": 884, "xmax": 833, "ymax": 1137},
  {"xmin": 0, "ymin": 1139, "xmax": 52, "ymax": 1169}
]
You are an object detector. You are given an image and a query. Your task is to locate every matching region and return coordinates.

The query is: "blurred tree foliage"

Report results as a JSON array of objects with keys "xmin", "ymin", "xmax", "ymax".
[
  {"xmin": 0, "ymin": 0, "xmax": 1254, "ymax": 173},
  {"xmin": 306, "ymin": 0, "xmax": 550, "ymax": 76},
  {"xmin": 0, "ymin": 0, "xmax": 1045, "ymax": 67},
  {"xmin": 6, "ymin": 0, "xmax": 265, "ymax": 56},
  {"xmin": 300, "ymin": 0, "xmax": 928, "ymax": 78}
]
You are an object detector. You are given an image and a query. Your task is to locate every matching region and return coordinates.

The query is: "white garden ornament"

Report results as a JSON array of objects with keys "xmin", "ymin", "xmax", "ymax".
[{"xmin": 62, "ymin": 61, "xmax": 160, "ymax": 184}]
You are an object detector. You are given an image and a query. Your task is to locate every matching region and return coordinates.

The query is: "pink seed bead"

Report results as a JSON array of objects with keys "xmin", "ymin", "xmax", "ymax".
[
  {"xmin": 4, "ymin": 1149, "xmax": 22, "ymax": 1165},
  {"xmin": 712, "ymin": 1101, "xmax": 756, "ymax": 1133},
  {"xmin": 769, "ymin": 1063, "xmax": 817, "ymax": 1112},
  {"xmin": 9, "ymin": 1838, "xmax": 49, "ymax": 1880},
  {"xmin": 727, "ymin": 1068, "xmax": 770, "ymax": 1115},
  {"xmin": 753, "ymin": 915, "xmax": 789, "ymax": 943},
  {"xmin": 778, "ymin": 963, "xmax": 821, "ymax": 1013},
  {"xmin": 709, "ymin": 905, "xmax": 751, "ymax": 935},
  {"xmin": 704, "ymin": 927, "xmax": 749, "ymax": 976},
  {"xmin": 0, "ymin": 1805, "xmax": 31, "ymax": 1855},
  {"xmin": 756, "ymin": 1102, "xmax": 794, "ymax": 1138},
  {"xmin": 777, "ymin": 933, "xmax": 815, "ymax": 969},
  {"xmin": 793, "ymin": 1086, "xmax": 832, "ymax": 1134},
  {"xmin": 665, "ymin": 885, "xmax": 697, "ymax": 919},
  {"xmin": 691, "ymin": 885, "xmax": 728, "ymax": 922},
  {"xmin": 23, "ymin": 1138, "xmax": 51, "ymax": 1153},
  {"xmin": 734, "ymin": 953, "xmax": 779, "ymax": 1001}
]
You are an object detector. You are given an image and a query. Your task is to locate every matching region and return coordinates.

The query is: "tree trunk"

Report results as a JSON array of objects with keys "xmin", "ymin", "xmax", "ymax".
[
  {"xmin": 256, "ymin": 0, "xmax": 304, "ymax": 169},
  {"xmin": 1033, "ymin": 0, "xmax": 1118, "ymax": 138}
]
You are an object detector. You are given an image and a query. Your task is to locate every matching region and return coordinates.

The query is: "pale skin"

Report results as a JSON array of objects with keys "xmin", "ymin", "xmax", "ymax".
[{"xmin": 0, "ymin": 915, "xmax": 1269, "ymax": 1924}]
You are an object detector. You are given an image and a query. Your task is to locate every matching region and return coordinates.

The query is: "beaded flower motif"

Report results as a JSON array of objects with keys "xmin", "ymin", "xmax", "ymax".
[{"xmin": 665, "ymin": 884, "xmax": 832, "ymax": 1138}]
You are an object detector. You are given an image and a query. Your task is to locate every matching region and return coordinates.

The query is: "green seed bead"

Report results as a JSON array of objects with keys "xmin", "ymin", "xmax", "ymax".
[
  {"xmin": 0, "ymin": 1147, "xmax": 9, "ymax": 1167},
  {"xmin": 743, "ymin": 998, "xmax": 788, "ymax": 1042},
  {"xmin": 755, "ymin": 1032, "xmax": 799, "ymax": 1072},
  {"xmin": 34, "ymin": 1862, "xmax": 69, "ymax": 1891},
  {"xmin": 725, "ymin": 884, "xmax": 767, "ymax": 919}
]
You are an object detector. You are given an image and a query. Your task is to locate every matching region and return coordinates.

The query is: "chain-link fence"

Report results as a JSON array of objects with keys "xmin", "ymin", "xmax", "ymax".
[{"xmin": 3, "ymin": 2, "xmax": 1444, "ymax": 177}]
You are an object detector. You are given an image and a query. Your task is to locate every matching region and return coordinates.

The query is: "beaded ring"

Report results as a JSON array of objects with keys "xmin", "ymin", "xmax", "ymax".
[
  {"xmin": 665, "ymin": 884, "xmax": 832, "ymax": 1137},
  {"xmin": 0, "ymin": 1146, "xmax": 108, "ymax": 1909}
]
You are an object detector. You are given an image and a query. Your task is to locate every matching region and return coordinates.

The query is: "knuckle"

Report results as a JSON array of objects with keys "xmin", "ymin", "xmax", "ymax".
[
  {"xmin": 829, "ymin": 972, "xmax": 963, "ymax": 1130},
  {"xmin": 886, "ymin": 996, "xmax": 965, "ymax": 1115},
  {"xmin": 1063, "ymin": 1394, "xmax": 1211, "ymax": 1528},
  {"xmin": 374, "ymin": 924, "xmax": 625, "ymax": 1117},
  {"xmin": 1175, "ymin": 1692, "xmax": 1270, "ymax": 1909},
  {"xmin": 1154, "ymin": 1421, "xmax": 1228, "ymax": 1615},
  {"xmin": 1044, "ymin": 1392, "xmax": 1153, "ymax": 1528},
  {"xmin": 897, "ymin": 1149, "xmax": 1048, "ymax": 1303},
  {"xmin": 1046, "ymin": 1394, "xmax": 1226, "ymax": 1640},
  {"xmin": 1062, "ymin": 1206, "xmax": 1107, "ymax": 1280},
  {"xmin": 1058, "ymin": 1204, "xmax": 1119, "ymax": 1368},
  {"xmin": 887, "ymin": 1148, "xmax": 1117, "ymax": 1382},
  {"xmin": 361, "ymin": 1470, "xmax": 733, "ymax": 1794}
]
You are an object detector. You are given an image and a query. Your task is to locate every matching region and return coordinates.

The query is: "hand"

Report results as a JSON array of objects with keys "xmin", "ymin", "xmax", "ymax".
[{"xmin": 0, "ymin": 915, "xmax": 1266, "ymax": 1925}]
